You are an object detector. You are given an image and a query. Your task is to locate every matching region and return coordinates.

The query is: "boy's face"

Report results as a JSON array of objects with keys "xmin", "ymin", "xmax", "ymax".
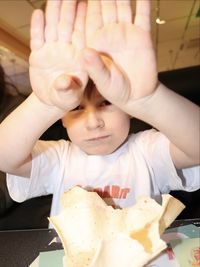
[{"xmin": 62, "ymin": 87, "xmax": 130, "ymax": 155}]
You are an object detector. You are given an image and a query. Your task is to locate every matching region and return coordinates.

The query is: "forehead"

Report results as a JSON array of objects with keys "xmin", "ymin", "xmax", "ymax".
[{"xmin": 83, "ymin": 79, "xmax": 103, "ymax": 101}]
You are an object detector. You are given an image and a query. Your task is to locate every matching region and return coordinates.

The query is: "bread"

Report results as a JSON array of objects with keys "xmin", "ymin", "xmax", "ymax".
[{"xmin": 49, "ymin": 186, "xmax": 185, "ymax": 267}]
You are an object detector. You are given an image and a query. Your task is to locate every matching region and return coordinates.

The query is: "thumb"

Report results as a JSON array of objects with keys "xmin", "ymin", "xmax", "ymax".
[
  {"xmin": 82, "ymin": 48, "xmax": 111, "ymax": 91},
  {"xmin": 53, "ymin": 74, "xmax": 84, "ymax": 92},
  {"xmin": 82, "ymin": 48, "xmax": 129, "ymax": 105},
  {"xmin": 50, "ymin": 74, "xmax": 83, "ymax": 110}
]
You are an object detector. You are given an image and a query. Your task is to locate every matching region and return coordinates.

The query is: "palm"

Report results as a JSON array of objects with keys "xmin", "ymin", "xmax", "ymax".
[
  {"xmin": 29, "ymin": 42, "xmax": 87, "ymax": 107},
  {"xmin": 89, "ymin": 24, "xmax": 156, "ymax": 98},
  {"xmin": 29, "ymin": 1, "xmax": 87, "ymax": 110},
  {"xmin": 86, "ymin": 0, "xmax": 157, "ymax": 111}
]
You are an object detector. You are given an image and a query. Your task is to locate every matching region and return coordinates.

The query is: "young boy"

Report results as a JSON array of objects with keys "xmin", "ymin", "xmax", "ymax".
[{"xmin": 0, "ymin": 0, "xmax": 199, "ymax": 219}]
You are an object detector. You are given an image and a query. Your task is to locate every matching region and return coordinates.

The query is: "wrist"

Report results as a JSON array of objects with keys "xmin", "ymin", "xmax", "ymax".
[
  {"xmin": 126, "ymin": 82, "xmax": 185, "ymax": 130},
  {"xmin": 28, "ymin": 93, "xmax": 68, "ymax": 121},
  {"xmin": 126, "ymin": 82, "xmax": 164, "ymax": 120}
]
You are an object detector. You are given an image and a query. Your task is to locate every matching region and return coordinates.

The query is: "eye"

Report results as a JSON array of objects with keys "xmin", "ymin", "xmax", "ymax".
[
  {"xmin": 71, "ymin": 105, "xmax": 84, "ymax": 112},
  {"xmin": 100, "ymin": 100, "xmax": 111, "ymax": 107}
]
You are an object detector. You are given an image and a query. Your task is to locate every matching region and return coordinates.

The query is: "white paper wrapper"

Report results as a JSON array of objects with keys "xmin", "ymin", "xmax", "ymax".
[{"xmin": 49, "ymin": 186, "xmax": 185, "ymax": 267}]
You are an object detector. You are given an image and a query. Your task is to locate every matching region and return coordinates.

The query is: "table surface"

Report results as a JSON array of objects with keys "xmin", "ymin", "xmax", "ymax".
[
  {"xmin": 0, "ymin": 228, "xmax": 62, "ymax": 267},
  {"xmin": 0, "ymin": 218, "xmax": 199, "ymax": 267}
]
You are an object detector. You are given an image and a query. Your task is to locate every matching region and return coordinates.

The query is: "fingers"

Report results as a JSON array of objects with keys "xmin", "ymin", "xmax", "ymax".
[
  {"xmin": 86, "ymin": 0, "xmax": 102, "ymax": 40},
  {"xmin": 134, "ymin": 0, "xmax": 151, "ymax": 31},
  {"xmin": 41, "ymin": 0, "xmax": 86, "ymax": 46},
  {"xmin": 45, "ymin": 0, "xmax": 61, "ymax": 41},
  {"xmin": 58, "ymin": 0, "xmax": 77, "ymax": 42},
  {"xmin": 116, "ymin": 0, "xmax": 132, "ymax": 23},
  {"xmin": 30, "ymin": 9, "xmax": 45, "ymax": 51},
  {"xmin": 87, "ymin": 0, "xmax": 132, "ymax": 30},
  {"xmin": 101, "ymin": 0, "xmax": 117, "ymax": 24},
  {"xmin": 72, "ymin": 0, "xmax": 87, "ymax": 49}
]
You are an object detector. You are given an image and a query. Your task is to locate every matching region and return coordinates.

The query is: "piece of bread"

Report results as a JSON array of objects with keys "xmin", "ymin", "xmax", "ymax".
[{"xmin": 49, "ymin": 186, "xmax": 185, "ymax": 267}]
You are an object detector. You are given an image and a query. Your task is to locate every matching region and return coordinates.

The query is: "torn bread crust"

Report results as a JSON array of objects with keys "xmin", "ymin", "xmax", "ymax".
[{"xmin": 49, "ymin": 186, "xmax": 185, "ymax": 267}]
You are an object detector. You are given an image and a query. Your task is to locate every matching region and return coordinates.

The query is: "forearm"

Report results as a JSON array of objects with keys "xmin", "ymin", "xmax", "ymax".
[
  {"xmin": 130, "ymin": 83, "xmax": 200, "ymax": 165},
  {"xmin": 0, "ymin": 93, "xmax": 66, "ymax": 173}
]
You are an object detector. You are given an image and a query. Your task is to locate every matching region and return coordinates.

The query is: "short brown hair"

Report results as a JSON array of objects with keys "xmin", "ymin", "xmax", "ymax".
[{"xmin": 83, "ymin": 79, "xmax": 96, "ymax": 100}]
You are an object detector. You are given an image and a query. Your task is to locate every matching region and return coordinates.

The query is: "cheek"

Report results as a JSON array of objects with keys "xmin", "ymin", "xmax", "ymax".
[
  {"xmin": 111, "ymin": 114, "xmax": 130, "ymax": 132},
  {"xmin": 66, "ymin": 123, "xmax": 82, "ymax": 143},
  {"xmin": 62, "ymin": 111, "xmax": 83, "ymax": 127},
  {"xmin": 62, "ymin": 116, "xmax": 83, "ymax": 143}
]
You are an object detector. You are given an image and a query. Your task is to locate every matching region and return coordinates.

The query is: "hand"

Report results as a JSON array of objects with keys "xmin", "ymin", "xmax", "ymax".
[
  {"xmin": 29, "ymin": 0, "xmax": 88, "ymax": 111},
  {"xmin": 83, "ymin": 0, "xmax": 158, "ymax": 114}
]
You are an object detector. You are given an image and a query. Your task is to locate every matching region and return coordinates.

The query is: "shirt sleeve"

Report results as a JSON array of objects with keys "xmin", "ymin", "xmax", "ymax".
[
  {"xmin": 6, "ymin": 139, "xmax": 69, "ymax": 202},
  {"xmin": 134, "ymin": 129, "xmax": 200, "ymax": 194}
]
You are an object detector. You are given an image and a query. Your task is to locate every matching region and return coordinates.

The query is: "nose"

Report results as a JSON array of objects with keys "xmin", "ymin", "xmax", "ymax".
[{"xmin": 85, "ymin": 110, "xmax": 105, "ymax": 130}]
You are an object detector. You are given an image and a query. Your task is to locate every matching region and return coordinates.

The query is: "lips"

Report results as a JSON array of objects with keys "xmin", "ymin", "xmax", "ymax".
[{"xmin": 87, "ymin": 135, "xmax": 110, "ymax": 142}]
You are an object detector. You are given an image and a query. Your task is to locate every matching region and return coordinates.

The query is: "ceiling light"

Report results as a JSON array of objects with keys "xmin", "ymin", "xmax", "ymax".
[{"xmin": 156, "ymin": 18, "xmax": 166, "ymax": 25}]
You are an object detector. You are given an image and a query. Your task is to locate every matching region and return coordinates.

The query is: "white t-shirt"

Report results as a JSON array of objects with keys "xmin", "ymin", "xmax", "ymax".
[{"xmin": 7, "ymin": 130, "xmax": 199, "ymax": 218}]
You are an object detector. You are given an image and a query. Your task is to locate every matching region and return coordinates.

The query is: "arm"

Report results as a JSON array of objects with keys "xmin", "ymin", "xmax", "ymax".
[
  {"xmin": 0, "ymin": 94, "xmax": 64, "ymax": 177},
  {"xmin": 82, "ymin": 0, "xmax": 200, "ymax": 169},
  {"xmin": 0, "ymin": 0, "xmax": 88, "ymax": 177},
  {"xmin": 131, "ymin": 83, "xmax": 200, "ymax": 169}
]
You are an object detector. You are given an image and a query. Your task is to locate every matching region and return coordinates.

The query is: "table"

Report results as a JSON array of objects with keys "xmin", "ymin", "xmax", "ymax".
[
  {"xmin": 0, "ymin": 228, "xmax": 62, "ymax": 267},
  {"xmin": 0, "ymin": 218, "xmax": 199, "ymax": 267}
]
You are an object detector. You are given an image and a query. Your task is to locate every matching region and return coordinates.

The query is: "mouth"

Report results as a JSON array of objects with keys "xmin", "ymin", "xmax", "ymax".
[{"xmin": 87, "ymin": 135, "xmax": 110, "ymax": 142}]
